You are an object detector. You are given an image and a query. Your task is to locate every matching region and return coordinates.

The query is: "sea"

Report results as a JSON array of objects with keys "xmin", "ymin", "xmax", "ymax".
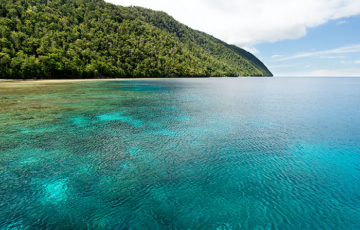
[{"xmin": 0, "ymin": 77, "xmax": 360, "ymax": 229}]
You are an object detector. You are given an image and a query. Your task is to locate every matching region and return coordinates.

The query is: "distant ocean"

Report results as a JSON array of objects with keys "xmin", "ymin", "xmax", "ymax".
[{"xmin": 1, "ymin": 78, "xmax": 360, "ymax": 229}]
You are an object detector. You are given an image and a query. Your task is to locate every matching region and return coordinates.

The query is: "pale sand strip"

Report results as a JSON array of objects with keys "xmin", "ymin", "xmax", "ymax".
[{"xmin": 0, "ymin": 78, "xmax": 155, "ymax": 88}]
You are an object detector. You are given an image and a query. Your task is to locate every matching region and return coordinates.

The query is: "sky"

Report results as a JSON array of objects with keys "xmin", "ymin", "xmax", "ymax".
[{"xmin": 105, "ymin": 0, "xmax": 360, "ymax": 76}]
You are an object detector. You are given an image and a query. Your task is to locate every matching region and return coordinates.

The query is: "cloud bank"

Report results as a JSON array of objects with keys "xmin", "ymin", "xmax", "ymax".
[
  {"xmin": 312, "ymin": 68, "xmax": 360, "ymax": 76},
  {"xmin": 277, "ymin": 44, "xmax": 360, "ymax": 61},
  {"xmin": 106, "ymin": 0, "xmax": 360, "ymax": 47}
]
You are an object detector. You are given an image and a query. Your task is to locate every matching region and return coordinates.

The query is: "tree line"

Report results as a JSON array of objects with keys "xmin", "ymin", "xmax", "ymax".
[{"xmin": 0, "ymin": 0, "xmax": 272, "ymax": 79}]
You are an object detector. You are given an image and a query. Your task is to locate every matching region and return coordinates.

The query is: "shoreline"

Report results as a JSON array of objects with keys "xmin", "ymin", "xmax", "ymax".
[
  {"xmin": 0, "ymin": 77, "xmax": 233, "ymax": 87},
  {"xmin": 0, "ymin": 76, "xmax": 272, "ymax": 87},
  {"xmin": 0, "ymin": 78, "xmax": 159, "ymax": 88},
  {"xmin": 0, "ymin": 78, "xmax": 155, "ymax": 84}
]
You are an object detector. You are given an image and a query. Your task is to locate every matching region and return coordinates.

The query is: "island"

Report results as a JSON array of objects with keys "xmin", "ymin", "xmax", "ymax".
[{"xmin": 0, "ymin": 0, "xmax": 272, "ymax": 79}]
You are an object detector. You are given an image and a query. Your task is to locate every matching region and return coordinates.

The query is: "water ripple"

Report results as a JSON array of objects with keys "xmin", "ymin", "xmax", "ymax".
[{"xmin": 1, "ymin": 78, "xmax": 360, "ymax": 229}]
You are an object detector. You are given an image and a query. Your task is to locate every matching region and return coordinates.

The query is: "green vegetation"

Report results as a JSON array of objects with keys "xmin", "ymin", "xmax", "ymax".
[{"xmin": 0, "ymin": 0, "xmax": 272, "ymax": 78}]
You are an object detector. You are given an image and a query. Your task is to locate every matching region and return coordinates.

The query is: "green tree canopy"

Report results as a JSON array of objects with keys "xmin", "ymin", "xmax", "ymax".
[{"xmin": 0, "ymin": 0, "xmax": 272, "ymax": 79}]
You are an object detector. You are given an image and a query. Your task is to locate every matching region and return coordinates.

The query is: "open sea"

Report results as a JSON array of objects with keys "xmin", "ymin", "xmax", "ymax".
[{"xmin": 1, "ymin": 77, "xmax": 360, "ymax": 229}]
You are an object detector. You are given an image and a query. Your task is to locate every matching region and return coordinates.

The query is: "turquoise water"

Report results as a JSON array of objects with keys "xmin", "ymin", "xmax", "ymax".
[{"xmin": 1, "ymin": 78, "xmax": 360, "ymax": 229}]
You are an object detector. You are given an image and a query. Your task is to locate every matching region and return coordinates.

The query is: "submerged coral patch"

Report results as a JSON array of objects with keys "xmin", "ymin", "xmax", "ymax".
[
  {"xmin": 96, "ymin": 112, "xmax": 124, "ymax": 121},
  {"xmin": 96, "ymin": 112, "xmax": 144, "ymax": 127},
  {"xmin": 72, "ymin": 117, "xmax": 91, "ymax": 126},
  {"xmin": 41, "ymin": 179, "xmax": 69, "ymax": 204}
]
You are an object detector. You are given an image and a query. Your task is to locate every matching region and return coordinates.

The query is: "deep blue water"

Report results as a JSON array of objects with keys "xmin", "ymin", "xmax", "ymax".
[{"xmin": 1, "ymin": 78, "xmax": 360, "ymax": 229}]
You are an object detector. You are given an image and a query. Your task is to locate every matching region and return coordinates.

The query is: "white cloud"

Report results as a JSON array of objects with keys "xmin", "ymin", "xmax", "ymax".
[
  {"xmin": 273, "ymin": 71, "xmax": 312, "ymax": 77},
  {"xmin": 318, "ymin": 56, "xmax": 345, "ymax": 58},
  {"xmin": 242, "ymin": 46, "xmax": 260, "ymax": 54},
  {"xmin": 268, "ymin": 64, "xmax": 296, "ymax": 68},
  {"xmin": 106, "ymin": 0, "xmax": 360, "ymax": 46},
  {"xmin": 337, "ymin": 20, "xmax": 346, "ymax": 25},
  {"xmin": 278, "ymin": 44, "xmax": 360, "ymax": 61},
  {"xmin": 333, "ymin": 60, "xmax": 360, "ymax": 64},
  {"xmin": 305, "ymin": 65, "xmax": 311, "ymax": 68},
  {"xmin": 272, "ymin": 55, "xmax": 286, "ymax": 59},
  {"xmin": 311, "ymin": 68, "xmax": 360, "ymax": 76}
]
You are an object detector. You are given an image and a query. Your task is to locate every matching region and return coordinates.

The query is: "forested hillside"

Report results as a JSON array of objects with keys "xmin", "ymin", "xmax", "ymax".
[{"xmin": 0, "ymin": 0, "xmax": 272, "ymax": 78}]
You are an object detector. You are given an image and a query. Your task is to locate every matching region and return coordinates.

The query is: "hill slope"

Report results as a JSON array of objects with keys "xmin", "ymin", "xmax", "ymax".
[{"xmin": 0, "ymin": 0, "xmax": 272, "ymax": 78}]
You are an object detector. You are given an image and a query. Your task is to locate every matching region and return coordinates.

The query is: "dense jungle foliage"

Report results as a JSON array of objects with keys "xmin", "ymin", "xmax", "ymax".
[{"xmin": 0, "ymin": 0, "xmax": 272, "ymax": 78}]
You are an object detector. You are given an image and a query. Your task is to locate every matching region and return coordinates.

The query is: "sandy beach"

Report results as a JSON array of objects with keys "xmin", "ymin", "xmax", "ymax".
[{"xmin": 0, "ymin": 78, "xmax": 154, "ymax": 88}]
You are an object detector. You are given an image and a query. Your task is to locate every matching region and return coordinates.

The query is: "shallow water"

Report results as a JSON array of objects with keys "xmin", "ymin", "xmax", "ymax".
[{"xmin": 1, "ymin": 78, "xmax": 360, "ymax": 229}]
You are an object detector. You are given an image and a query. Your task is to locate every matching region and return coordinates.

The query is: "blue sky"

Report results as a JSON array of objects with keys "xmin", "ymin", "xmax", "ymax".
[
  {"xmin": 256, "ymin": 16, "xmax": 360, "ymax": 76},
  {"xmin": 107, "ymin": 0, "xmax": 360, "ymax": 76}
]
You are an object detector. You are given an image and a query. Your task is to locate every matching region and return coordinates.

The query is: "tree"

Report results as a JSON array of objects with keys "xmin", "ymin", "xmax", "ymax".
[{"xmin": 0, "ymin": 0, "xmax": 272, "ymax": 79}]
